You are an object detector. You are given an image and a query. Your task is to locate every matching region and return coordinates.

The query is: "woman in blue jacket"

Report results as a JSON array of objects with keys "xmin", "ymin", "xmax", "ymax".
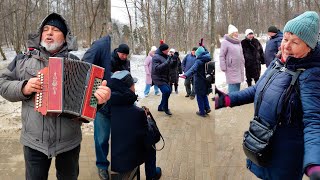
[
  {"xmin": 216, "ymin": 11, "xmax": 320, "ymax": 180},
  {"xmin": 181, "ymin": 47, "xmax": 211, "ymax": 117}
]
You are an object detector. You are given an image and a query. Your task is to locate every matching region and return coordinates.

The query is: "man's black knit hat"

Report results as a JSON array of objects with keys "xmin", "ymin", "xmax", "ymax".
[
  {"xmin": 268, "ymin": 26, "xmax": 278, "ymax": 33},
  {"xmin": 43, "ymin": 14, "xmax": 68, "ymax": 37},
  {"xmin": 159, "ymin": 40, "xmax": 169, "ymax": 51},
  {"xmin": 117, "ymin": 44, "xmax": 130, "ymax": 54}
]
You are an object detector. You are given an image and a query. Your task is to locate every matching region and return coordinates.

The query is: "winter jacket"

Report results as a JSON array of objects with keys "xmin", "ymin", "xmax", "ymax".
[
  {"xmin": 0, "ymin": 13, "xmax": 81, "ymax": 158},
  {"xmin": 111, "ymin": 48, "xmax": 130, "ymax": 73},
  {"xmin": 182, "ymin": 54, "xmax": 196, "ymax": 72},
  {"xmin": 151, "ymin": 49, "xmax": 170, "ymax": 86},
  {"xmin": 241, "ymin": 37, "xmax": 264, "ymax": 79},
  {"xmin": 169, "ymin": 56, "xmax": 182, "ymax": 84},
  {"xmin": 265, "ymin": 31, "xmax": 283, "ymax": 67},
  {"xmin": 228, "ymin": 44, "xmax": 320, "ymax": 179},
  {"xmin": 108, "ymin": 79, "xmax": 147, "ymax": 173},
  {"xmin": 82, "ymin": 35, "xmax": 112, "ymax": 81},
  {"xmin": 144, "ymin": 51, "xmax": 155, "ymax": 84},
  {"xmin": 219, "ymin": 35, "xmax": 245, "ymax": 84},
  {"xmin": 184, "ymin": 51, "xmax": 211, "ymax": 96}
]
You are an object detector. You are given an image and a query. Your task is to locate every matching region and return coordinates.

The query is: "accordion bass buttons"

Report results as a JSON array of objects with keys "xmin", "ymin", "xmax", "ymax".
[
  {"xmin": 35, "ymin": 67, "xmax": 49, "ymax": 115},
  {"xmin": 35, "ymin": 73, "xmax": 44, "ymax": 109}
]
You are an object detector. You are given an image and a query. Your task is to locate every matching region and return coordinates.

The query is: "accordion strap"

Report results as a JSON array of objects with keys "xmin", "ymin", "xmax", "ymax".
[{"xmin": 25, "ymin": 49, "xmax": 48, "ymax": 61}]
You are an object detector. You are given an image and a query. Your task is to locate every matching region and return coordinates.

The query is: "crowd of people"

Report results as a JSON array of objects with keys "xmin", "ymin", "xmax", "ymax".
[
  {"xmin": 216, "ymin": 11, "xmax": 320, "ymax": 180},
  {"xmin": 0, "ymin": 11, "xmax": 214, "ymax": 180},
  {"xmin": 0, "ymin": 7, "xmax": 319, "ymax": 180},
  {"xmin": 219, "ymin": 22, "xmax": 285, "ymax": 92}
]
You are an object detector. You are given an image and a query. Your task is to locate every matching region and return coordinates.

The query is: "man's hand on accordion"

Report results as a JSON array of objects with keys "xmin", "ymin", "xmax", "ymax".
[
  {"xmin": 94, "ymin": 80, "xmax": 111, "ymax": 104},
  {"xmin": 22, "ymin": 77, "xmax": 42, "ymax": 96}
]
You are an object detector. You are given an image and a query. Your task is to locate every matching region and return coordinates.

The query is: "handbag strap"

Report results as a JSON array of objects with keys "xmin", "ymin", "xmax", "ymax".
[
  {"xmin": 142, "ymin": 106, "xmax": 165, "ymax": 151},
  {"xmin": 254, "ymin": 61, "xmax": 281, "ymax": 116},
  {"xmin": 254, "ymin": 60, "xmax": 304, "ymax": 125},
  {"xmin": 276, "ymin": 68, "xmax": 304, "ymax": 124}
]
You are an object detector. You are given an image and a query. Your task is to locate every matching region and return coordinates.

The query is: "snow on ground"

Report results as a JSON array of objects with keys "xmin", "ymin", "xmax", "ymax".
[
  {"xmin": 0, "ymin": 47, "xmax": 156, "ymax": 99},
  {"xmin": 0, "ymin": 47, "xmax": 187, "ymax": 133}
]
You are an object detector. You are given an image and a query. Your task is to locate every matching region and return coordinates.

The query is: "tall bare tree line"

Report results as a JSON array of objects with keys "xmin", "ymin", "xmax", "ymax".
[
  {"xmin": 0, "ymin": 0, "xmax": 111, "ymax": 60},
  {"xmin": 215, "ymin": 0, "xmax": 320, "ymax": 47},
  {"xmin": 114, "ymin": 0, "xmax": 212, "ymax": 55},
  {"xmin": 2, "ymin": 0, "xmax": 318, "ymax": 59}
]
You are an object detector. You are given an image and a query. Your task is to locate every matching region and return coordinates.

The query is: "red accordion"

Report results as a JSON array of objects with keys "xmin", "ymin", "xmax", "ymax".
[{"xmin": 35, "ymin": 57, "xmax": 104, "ymax": 122}]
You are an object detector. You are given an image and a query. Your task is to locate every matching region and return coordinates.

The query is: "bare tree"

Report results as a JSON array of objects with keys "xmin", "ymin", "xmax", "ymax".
[
  {"xmin": 124, "ymin": 0, "xmax": 135, "ymax": 53},
  {"xmin": 84, "ymin": 0, "xmax": 101, "ymax": 46},
  {"xmin": 210, "ymin": 0, "xmax": 215, "ymax": 57},
  {"xmin": 0, "ymin": 46, "xmax": 6, "ymax": 60}
]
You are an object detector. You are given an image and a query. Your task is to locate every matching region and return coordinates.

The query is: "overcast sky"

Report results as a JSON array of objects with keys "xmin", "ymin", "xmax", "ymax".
[{"xmin": 111, "ymin": 0, "xmax": 134, "ymax": 25}]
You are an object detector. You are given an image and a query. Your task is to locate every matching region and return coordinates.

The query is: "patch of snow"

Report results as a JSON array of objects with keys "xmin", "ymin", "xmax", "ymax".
[{"xmin": 0, "ymin": 47, "xmax": 187, "ymax": 132}]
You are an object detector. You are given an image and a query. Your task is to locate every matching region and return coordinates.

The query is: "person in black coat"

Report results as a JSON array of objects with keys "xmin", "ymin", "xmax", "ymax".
[
  {"xmin": 151, "ymin": 41, "xmax": 173, "ymax": 115},
  {"xmin": 111, "ymin": 43, "xmax": 131, "ymax": 72},
  {"xmin": 108, "ymin": 70, "xmax": 162, "ymax": 180},
  {"xmin": 241, "ymin": 29, "xmax": 265, "ymax": 86},
  {"xmin": 82, "ymin": 35, "xmax": 112, "ymax": 180},
  {"xmin": 168, "ymin": 49, "xmax": 182, "ymax": 94},
  {"xmin": 265, "ymin": 26, "xmax": 283, "ymax": 67},
  {"xmin": 83, "ymin": 41, "xmax": 131, "ymax": 180}
]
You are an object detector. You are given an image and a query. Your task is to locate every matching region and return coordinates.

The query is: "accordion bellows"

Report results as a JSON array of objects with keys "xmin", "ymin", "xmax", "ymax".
[{"xmin": 35, "ymin": 57, "xmax": 104, "ymax": 121}]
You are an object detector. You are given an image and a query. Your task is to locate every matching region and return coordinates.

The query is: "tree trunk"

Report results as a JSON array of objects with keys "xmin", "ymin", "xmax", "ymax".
[
  {"xmin": 284, "ymin": 0, "xmax": 289, "ymax": 24},
  {"xmin": 140, "ymin": 0, "xmax": 150, "ymax": 56},
  {"xmin": 158, "ymin": 1, "xmax": 162, "ymax": 40},
  {"xmin": 163, "ymin": 0, "xmax": 168, "ymax": 41},
  {"xmin": 210, "ymin": 0, "xmax": 215, "ymax": 58},
  {"xmin": 124, "ymin": 0, "xmax": 135, "ymax": 54},
  {"xmin": 85, "ymin": 0, "xmax": 101, "ymax": 45},
  {"xmin": 12, "ymin": 1, "xmax": 21, "ymax": 53},
  {"xmin": 72, "ymin": 0, "xmax": 77, "ymax": 37},
  {"xmin": 0, "ymin": 46, "xmax": 7, "ymax": 60},
  {"xmin": 105, "ymin": 0, "xmax": 111, "ymax": 35},
  {"xmin": 147, "ymin": 0, "xmax": 152, "ymax": 52}
]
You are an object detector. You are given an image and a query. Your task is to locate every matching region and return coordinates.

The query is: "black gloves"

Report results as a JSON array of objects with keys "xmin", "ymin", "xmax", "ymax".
[
  {"xmin": 215, "ymin": 86, "xmax": 230, "ymax": 109},
  {"xmin": 172, "ymin": 52, "xmax": 179, "ymax": 60}
]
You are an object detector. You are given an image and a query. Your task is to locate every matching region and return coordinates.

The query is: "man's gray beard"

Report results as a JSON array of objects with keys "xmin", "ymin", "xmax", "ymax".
[{"xmin": 40, "ymin": 40, "xmax": 64, "ymax": 52}]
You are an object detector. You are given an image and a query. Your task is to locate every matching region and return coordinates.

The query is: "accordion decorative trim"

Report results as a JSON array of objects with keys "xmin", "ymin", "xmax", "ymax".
[{"xmin": 35, "ymin": 57, "xmax": 105, "ymax": 122}]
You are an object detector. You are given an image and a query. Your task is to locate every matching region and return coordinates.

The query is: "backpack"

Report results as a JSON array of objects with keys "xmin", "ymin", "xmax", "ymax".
[{"xmin": 205, "ymin": 61, "xmax": 215, "ymax": 84}]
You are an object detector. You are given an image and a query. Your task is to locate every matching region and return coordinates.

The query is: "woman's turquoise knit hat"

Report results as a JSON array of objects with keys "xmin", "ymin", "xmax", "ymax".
[
  {"xmin": 195, "ymin": 46, "xmax": 205, "ymax": 57},
  {"xmin": 283, "ymin": 11, "xmax": 319, "ymax": 49}
]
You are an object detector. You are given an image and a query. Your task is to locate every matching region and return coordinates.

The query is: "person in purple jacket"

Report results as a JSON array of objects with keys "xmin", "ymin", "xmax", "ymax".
[
  {"xmin": 219, "ymin": 24, "xmax": 245, "ymax": 93},
  {"xmin": 144, "ymin": 46, "xmax": 160, "ymax": 97}
]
